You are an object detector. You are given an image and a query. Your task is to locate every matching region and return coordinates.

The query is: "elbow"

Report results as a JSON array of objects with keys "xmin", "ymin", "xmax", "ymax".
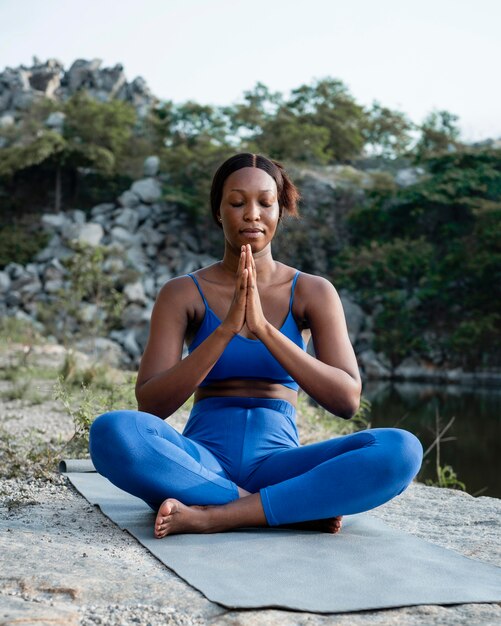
[{"xmin": 338, "ymin": 379, "xmax": 362, "ymax": 421}]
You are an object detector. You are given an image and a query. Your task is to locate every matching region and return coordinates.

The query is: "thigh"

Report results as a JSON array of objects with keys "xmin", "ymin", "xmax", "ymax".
[
  {"xmin": 89, "ymin": 410, "xmax": 238, "ymax": 506},
  {"xmin": 244, "ymin": 430, "xmax": 377, "ymax": 492}
]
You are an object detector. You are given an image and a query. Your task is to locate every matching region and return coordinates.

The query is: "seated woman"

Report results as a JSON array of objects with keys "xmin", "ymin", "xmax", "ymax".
[{"xmin": 89, "ymin": 152, "xmax": 423, "ymax": 538}]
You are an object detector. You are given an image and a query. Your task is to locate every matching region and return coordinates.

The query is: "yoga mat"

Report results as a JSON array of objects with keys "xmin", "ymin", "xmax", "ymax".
[{"xmin": 62, "ymin": 462, "xmax": 501, "ymax": 613}]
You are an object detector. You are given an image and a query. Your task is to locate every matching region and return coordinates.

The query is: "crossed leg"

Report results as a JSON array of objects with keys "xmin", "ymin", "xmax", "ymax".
[{"xmin": 155, "ymin": 428, "xmax": 423, "ymax": 537}]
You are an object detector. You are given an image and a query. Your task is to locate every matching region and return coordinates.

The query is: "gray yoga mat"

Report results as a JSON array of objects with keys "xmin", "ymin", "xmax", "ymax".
[{"xmin": 62, "ymin": 461, "xmax": 501, "ymax": 613}]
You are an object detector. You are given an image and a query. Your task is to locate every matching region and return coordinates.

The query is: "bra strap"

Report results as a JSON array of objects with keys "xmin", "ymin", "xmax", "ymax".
[
  {"xmin": 289, "ymin": 271, "xmax": 300, "ymax": 310},
  {"xmin": 187, "ymin": 273, "xmax": 208, "ymax": 308}
]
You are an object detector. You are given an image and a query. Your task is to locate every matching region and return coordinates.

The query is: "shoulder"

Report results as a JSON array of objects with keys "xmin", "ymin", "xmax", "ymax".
[
  {"xmin": 295, "ymin": 272, "xmax": 344, "ymax": 320},
  {"xmin": 153, "ymin": 273, "xmax": 204, "ymax": 322},
  {"xmin": 296, "ymin": 271, "xmax": 339, "ymax": 301},
  {"xmin": 156, "ymin": 274, "xmax": 195, "ymax": 304}
]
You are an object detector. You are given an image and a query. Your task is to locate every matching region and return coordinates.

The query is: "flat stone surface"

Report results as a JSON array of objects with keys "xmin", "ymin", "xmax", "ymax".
[{"xmin": 1, "ymin": 350, "xmax": 500, "ymax": 624}]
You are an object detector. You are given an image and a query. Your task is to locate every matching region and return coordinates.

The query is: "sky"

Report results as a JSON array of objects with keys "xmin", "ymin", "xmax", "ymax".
[{"xmin": 0, "ymin": 0, "xmax": 499, "ymax": 142}]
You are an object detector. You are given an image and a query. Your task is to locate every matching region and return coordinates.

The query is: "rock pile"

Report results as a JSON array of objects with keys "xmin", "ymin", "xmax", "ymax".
[
  {"xmin": 0, "ymin": 56, "xmax": 156, "ymax": 131},
  {"xmin": 0, "ymin": 157, "xmax": 216, "ymax": 367}
]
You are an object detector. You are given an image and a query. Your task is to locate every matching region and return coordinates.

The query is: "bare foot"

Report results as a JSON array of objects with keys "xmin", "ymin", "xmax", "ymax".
[
  {"xmin": 155, "ymin": 499, "xmax": 214, "ymax": 538},
  {"xmin": 279, "ymin": 515, "xmax": 343, "ymax": 534}
]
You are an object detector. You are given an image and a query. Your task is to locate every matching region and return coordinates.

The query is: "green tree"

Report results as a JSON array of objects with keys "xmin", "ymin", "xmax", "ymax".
[
  {"xmin": 413, "ymin": 110, "xmax": 463, "ymax": 162},
  {"xmin": 286, "ymin": 78, "xmax": 368, "ymax": 162},
  {"xmin": 362, "ymin": 101, "xmax": 415, "ymax": 159},
  {"xmin": 0, "ymin": 92, "xmax": 137, "ymax": 212}
]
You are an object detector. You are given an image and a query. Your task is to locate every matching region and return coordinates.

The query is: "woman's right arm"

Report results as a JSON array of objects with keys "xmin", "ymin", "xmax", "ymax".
[{"xmin": 135, "ymin": 252, "xmax": 248, "ymax": 419}]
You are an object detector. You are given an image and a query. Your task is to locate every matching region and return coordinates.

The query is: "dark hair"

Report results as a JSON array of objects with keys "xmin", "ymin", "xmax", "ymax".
[{"xmin": 210, "ymin": 153, "xmax": 301, "ymax": 228}]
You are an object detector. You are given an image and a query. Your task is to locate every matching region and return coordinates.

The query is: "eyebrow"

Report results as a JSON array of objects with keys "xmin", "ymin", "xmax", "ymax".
[{"xmin": 230, "ymin": 188, "xmax": 274, "ymax": 193}]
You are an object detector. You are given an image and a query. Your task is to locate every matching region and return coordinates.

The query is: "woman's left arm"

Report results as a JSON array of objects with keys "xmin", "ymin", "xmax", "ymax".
[{"xmin": 247, "ymin": 258, "xmax": 361, "ymax": 419}]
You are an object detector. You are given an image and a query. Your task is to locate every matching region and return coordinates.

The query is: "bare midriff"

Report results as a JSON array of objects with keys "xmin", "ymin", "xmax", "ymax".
[{"xmin": 194, "ymin": 379, "xmax": 298, "ymax": 407}]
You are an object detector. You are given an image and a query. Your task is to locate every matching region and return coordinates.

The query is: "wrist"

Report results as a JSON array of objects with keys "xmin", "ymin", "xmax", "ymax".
[
  {"xmin": 254, "ymin": 320, "xmax": 273, "ymax": 341},
  {"xmin": 216, "ymin": 323, "xmax": 237, "ymax": 341}
]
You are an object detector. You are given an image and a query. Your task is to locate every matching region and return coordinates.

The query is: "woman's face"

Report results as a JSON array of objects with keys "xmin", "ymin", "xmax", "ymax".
[{"xmin": 218, "ymin": 167, "xmax": 280, "ymax": 253}]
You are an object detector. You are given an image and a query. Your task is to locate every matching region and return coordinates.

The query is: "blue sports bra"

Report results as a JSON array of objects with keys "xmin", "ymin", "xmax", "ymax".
[{"xmin": 186, "ymin": 271, "xmax": 306, "ymax": 391}]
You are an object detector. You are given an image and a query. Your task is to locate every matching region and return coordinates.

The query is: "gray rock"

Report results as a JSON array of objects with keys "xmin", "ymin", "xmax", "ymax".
[
  {"xmin": 155, "ymin": 271, "xmax": 173, "ymax": 288},
  {"xmin": 90, "ymin": 202, "xmax": 115, "ymax": 217},
  {"xmin": 126, "ymin": 247, "xmax": 149, "ymax": 272},
  {"xmin": 66, "ymin": 58, "xmax": 103, "ymax": 91},
  {"xmin": 339, "ymin": 291, "xmax": 365, "ymax": 344},
  {"xmin": 5, "ymin": 290, "xmax": 21, "ymax": 308},
  {"xmin": 137, "ymin": 203, "xmax": 151, "ymax": 222},
  {"xmin": 0, "ymin": 113, "xmax": 15, "ymax": 127},
  {"xmin": 44, "ymin": 279, "xmax": 64, "ymax": 293},
  {"xmin": 358, "ymin": 350, "xmax": 392, "ymax": 378},
  {"xmin": 0, "ymin": 271, "xmax": 11, "ymax": 293},
  {"xmin": 122, "ymin": 329, "xmax": 141, "ymax": 357},
  {"xmin": 70, "ymin": 209, "xmax": 86, "ymax": 225},
  {"xmin": 75, "ymin": 223, "xmax": 104, "ymax": 246},
  {"xmin": 45, "ymin": 111, "xmax": 66, "ymax": 131},
  {"xmin": 121, "ymin": 303, "xmax": 146, "ymax": 326},
  {"xmin": 102, "ymin": 256, "xmax": 125, "ymax": 274},
  {"xmin": 110, "ymin": 226, "xmax": 139, "ymax": 246},
  {"xmin": 138, "ymin": 225, "xmax": 165, "ymax": 246},
  {"xmin": 79, "ymin": 303, "xmax": 101, "ymax": 323},
  {"xmin": 114, "ymin": 207, "xmax": 139, "ymax": 232},
  {"xmin": 75, "ymin": 337, "xmax": 128, "ymax": 368},
  {"xmin": 142, "ymin": 276, "xmax": 156, "ymax": 298},
  {"xmin": 395, "ymin": 167, "xmax": 425, "ymax": 188},
  {"xmin": 4, "ymin": 263, "xmax": 27, "ymax": 280},
  {"xmin": 117, "ymin": 190, "xmax": 140, "ymax": 209},
  {"xmin": 177, "ymin": 252, "xmax": 201, "ymax": 275},
  {"xmin": 123, "ymin": 282, "xmax": 147, "ymax": 305},
  {"xmin": 41, "ymin": 213, "xmax": 68, "ymax": 231},
  {"xmin": 143, "ymin": 155, "xmax": 160, "ymax": 177},
  {"xmin": 183, "ymin": 233, "xmax": 200, "ymax": 253},
  {"xmin": 131, "ymin": 178, "xmax": 162, "ymax": 204}
]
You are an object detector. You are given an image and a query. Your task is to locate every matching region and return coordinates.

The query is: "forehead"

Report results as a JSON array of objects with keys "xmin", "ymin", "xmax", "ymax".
[{"xmin": 223, "ymin": 167, "xmax": 277, "ymax": 194}]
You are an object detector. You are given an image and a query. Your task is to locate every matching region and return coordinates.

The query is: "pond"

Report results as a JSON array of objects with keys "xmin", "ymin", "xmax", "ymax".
[{"xmin": 363, "ymin": 381, "xmax": 501, "ymax": 499}]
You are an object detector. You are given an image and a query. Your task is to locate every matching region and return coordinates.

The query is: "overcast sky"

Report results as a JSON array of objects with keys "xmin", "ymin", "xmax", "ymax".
[{"xmin": 1, "ymin": 0, "xmax": 499, "ymax": 142}]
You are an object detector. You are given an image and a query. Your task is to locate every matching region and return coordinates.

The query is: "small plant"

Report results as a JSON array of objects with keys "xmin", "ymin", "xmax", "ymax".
[
  {"xmin": 427, "ymin": 464, "xmax": 466, "ymax": 491},
  {"xmin": 36, "ymin": 241, "xmax": 126, "ymax": 347},
  {"xmin": 422, "ymin": 409, "xmax": 466, "ymax": 491}
]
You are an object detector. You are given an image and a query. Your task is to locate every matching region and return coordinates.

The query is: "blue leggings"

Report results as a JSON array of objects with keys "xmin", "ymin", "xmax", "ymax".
[{"xmin": 89, "ymin": 396, "xmax": 423, "ymax": 526}]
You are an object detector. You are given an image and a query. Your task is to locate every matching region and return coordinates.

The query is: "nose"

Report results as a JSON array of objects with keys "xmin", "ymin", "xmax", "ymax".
[{"xmin": 243, "ymin": 199, "xmax": 261, "ymax": 221}]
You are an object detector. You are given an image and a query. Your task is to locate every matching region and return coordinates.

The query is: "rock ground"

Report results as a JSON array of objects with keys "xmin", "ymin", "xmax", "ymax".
[{"xmin": 1, "ymin": 344, "xmax": 501, "ymax": 626}]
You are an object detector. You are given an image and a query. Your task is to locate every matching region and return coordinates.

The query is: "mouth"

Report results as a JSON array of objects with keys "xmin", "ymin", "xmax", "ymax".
[{"xmin": 240, "ymin": 228, "xmax": 264, "ymax": 233}]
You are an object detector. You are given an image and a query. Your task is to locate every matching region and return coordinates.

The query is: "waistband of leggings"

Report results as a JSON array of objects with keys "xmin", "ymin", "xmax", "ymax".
[{"xmin": 190, "ymin": 396, "xmax": 296, "ymax": 419}]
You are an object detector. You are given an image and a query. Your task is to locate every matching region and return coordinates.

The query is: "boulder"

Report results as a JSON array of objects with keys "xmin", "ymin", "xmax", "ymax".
[
  {"xmin": 110, "ymin": 226, "xmax": 139, "ymax": 246},
  {"xmin": 41, "ymin": 213, "xmax": 68, "ymax": 231},
  {"xmin": 358, "ymin": 350, "xmax": 392, "ymax": 378},
  {"xmin": 113, "ymin": 207, "xmax": 139, "ymax": 233},
  {"xmin": 123, "ymin": 282, "xmax": 147, "ymax": 305},
  {"xmin": 0, "ymin": 271, "xmax": 11, "ymax": 293},
  {"xmin": 74, "ymin": 336, "xmax": 128, "ymax": 368},
  {"xmin": 117, "ymin": 190, "xmax": 140, "ymax": 209},
  {"xmin": 131, "ymin": 178, "xmax": 162, "ymax": 204},
  {"xmin": 339, "ymin": 291, "xmax": 365, "ymax": 344},
  {"xmin": 74, "ymin": 223, "xmax": 104, "ymax": 246},
  {"xmin": 45, "ymin": 111, "xmax": 65, "ymax": 131},
  {"xmin": 143, "ymin": 155, "xmax": 160, "ymax": 177}
]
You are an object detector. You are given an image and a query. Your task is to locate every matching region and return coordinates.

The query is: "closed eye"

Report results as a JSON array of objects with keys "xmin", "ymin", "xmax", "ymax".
[{"xmin": 231, "ymin": 203, "xmax": 273, "ymax": 208}]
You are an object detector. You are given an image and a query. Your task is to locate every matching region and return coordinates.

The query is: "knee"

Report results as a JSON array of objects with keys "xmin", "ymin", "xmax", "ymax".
[
  {"xmin": 89, "ymin": 410, "xmax": 134, "ymax": 443},
  {"xmin": 89, "ymin": 410, "xmax": 139, "ymax": 466},
  {"xmin": 377, "ymin": 428, "xmax": 423, "ymax": 485}
]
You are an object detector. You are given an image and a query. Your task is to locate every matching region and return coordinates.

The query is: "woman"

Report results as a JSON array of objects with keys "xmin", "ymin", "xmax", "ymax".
[{"xmin": 89, "ymin": 152, "xmax": 423, "ymax": 539}]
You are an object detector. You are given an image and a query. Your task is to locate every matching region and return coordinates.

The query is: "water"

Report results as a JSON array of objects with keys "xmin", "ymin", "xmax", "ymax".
[{"xmin": 363, "ymin": 381, "xmax": 501, "ymax": 499}]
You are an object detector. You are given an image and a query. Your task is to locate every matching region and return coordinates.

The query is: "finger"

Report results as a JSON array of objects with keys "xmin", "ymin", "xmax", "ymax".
[
  {"xmin": 237, "ymin": 247, "xmax": 246, "ymax": 276},
  {"xmin": 246, "ymin": 245, "xmax": 252, "ymax": 272},
  {"xmin": 241, "ymin": 268, "xmax": 248, "ymax": 293}
]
